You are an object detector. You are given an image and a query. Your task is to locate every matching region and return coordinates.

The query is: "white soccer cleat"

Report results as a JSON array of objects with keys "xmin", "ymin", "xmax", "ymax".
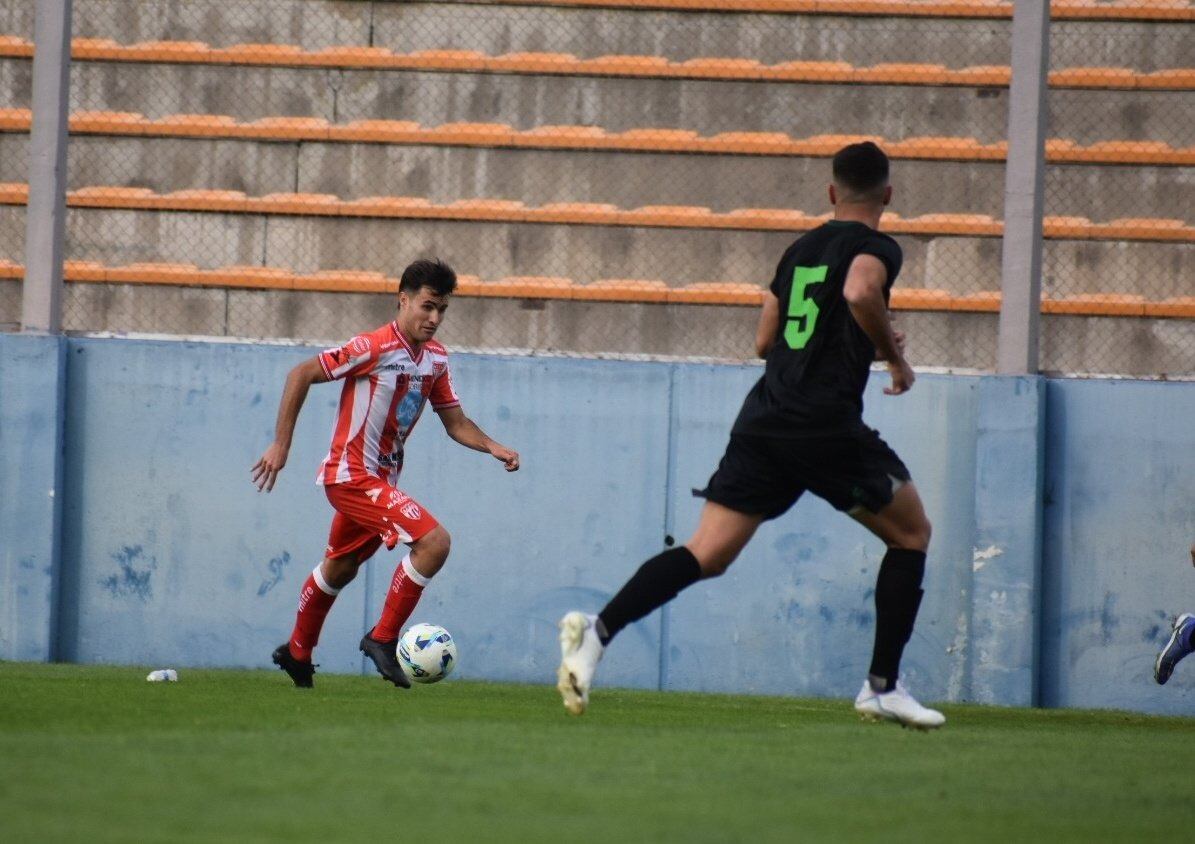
[
  {"xmin": 854, "ymin": 680, "xmax": 946, "ymax": 730},
  {"xmin": 557, "ymin": 611, "xmax": 604, "ymax": 716}
]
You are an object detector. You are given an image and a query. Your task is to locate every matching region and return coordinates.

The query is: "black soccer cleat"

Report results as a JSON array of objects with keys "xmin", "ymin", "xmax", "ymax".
[
  {"xmin": 360, "ymin": 634, "xmax": 411, "ymax": 688},
  {"xmin": 272, "ymin": 644, "xmax": 316, "ymax": 688}
]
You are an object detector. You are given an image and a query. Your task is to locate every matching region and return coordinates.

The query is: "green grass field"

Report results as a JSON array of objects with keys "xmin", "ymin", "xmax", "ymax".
[{"xmin": 2, "ymin": 663, "xmax": 1193, "ymax": 842}]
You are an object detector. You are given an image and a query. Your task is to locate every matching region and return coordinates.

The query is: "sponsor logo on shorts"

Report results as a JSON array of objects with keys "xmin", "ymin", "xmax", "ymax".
[
  {"xmin": 399, "ymin": 502, "xmax": 423, "ymax": 521},
  {"xmin": 387, "ymin": 489, "xmax": 409, "ymax": 510}
]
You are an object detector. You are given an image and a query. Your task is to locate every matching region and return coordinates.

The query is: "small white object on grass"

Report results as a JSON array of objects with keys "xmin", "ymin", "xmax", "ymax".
[{"xmin": 146, "ymin": 669, "xmax": 179, "ymax": 682}]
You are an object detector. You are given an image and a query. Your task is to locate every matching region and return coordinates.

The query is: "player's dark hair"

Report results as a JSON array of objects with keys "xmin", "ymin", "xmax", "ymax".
[
  {"xmin": 832, "ymin": 141, "xmax": 890, "ymax": 203},
  {"xmin": 399, "ymin": 258, "xmax": 457, "ymax": 297}
]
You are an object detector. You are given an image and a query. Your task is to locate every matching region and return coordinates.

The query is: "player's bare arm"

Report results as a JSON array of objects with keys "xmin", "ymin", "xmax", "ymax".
[
  {"xmin": 251, "ymin": 356, "xmax": 330, "ymax": 492},
  {"xmin": 754, "ymin": 292, "xmax": 781, "ymax": 358},
  {"xmin": 436, "ymin": 404, "xmax": 520, "ymax": 471},
  {"xmin": 875, "ymin": 327, "xmax": 906, "ymax": 362},
  {"xmin": 843, "ymin": 253, "xmax": 914, "ymax": 395}
]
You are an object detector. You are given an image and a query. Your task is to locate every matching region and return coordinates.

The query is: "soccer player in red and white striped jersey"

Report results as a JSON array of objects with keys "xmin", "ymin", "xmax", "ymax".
[{"xmin": 251, "ymin": 259, "xmax": 519, "ymax": 688}]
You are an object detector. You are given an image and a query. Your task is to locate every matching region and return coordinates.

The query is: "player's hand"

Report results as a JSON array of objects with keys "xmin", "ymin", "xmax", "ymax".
[
  {"xmin": 252, "ymin": 442, "xmax": 289, "ymax": 492},
  {"xmin": 884, "ymin": 358, "xmax": 915, "ymax": 395},
  {"xmin": 489, "ymin": 444, "xmax": 520, "ymax": 472}
]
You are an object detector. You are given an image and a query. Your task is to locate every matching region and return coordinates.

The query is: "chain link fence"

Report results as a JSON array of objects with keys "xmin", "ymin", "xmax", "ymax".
[
  {"xmin": 1042, "ymin": 7, "xmax": 1193, "ymax": 377},
  {"xmin": 1, "ymin": 0, "xmax": 1191, "ymax": 375},
  {"xmin": 0, "ymin": 2, "xmax": 31, "ymax": 331}
]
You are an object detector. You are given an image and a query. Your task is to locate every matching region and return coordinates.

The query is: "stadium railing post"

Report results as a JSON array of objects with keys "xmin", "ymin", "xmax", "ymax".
[
  {"xmin": 996, "ymin": 0, "xmax": 1050, "ymax": 375},
  {"xmin": 22, "ymin": 0, "xmax": 73, "ymax": 335}
]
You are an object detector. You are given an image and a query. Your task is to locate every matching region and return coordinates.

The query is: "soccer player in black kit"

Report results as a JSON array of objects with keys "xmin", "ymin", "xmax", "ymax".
[{"xmin": 558, "ymin": 142, "xmax": 944, "ymax": 729}]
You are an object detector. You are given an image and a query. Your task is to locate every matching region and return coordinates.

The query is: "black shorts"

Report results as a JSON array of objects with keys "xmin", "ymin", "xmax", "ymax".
[{"xmin": 695, "ymin": 428, "xmax": 910, "ymax": 520}]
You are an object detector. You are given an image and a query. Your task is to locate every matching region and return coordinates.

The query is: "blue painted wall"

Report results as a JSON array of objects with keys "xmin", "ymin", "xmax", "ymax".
[
  {"xmin": 1040, "ymin": 379, "xmax": 1195, "ymax": 715},
  {"xmin": 0, "ymin": 334, "xmax": 66, "ymax": 662},
  {"xmin": 3, "ymin": 334, "xmax": 1194, "ymax": 715}
]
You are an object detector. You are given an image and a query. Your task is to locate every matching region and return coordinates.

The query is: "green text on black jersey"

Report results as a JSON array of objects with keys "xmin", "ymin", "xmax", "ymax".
[{"xmin": 732, "ymin": 220, "xmax": 903, "ymax": 438}]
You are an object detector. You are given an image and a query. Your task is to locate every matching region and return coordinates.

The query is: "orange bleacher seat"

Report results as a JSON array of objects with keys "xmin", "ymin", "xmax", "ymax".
[
  {"xmin": 1042, "ymin": 293, "xmax": 1148, "ymax": 317},
  {"xmin": 62, "ymin": 260, "xmax": 107, "ymax": 282},
  {"xmin": 1143, "ymin": 297, "xmax": 1195, "ymax": 318},
  {"xmin": 582, "ymin": 279, "xmax": 672, "ymax": 302},
  {"xmin": 294, "ymin": 270, "xmax": 394, "ymax": 294}
]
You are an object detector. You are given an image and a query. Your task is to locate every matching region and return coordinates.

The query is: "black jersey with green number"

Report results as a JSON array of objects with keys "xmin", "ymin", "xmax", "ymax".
[{"xmin": 732, "ymin": 220, "xmax": 903, "ymax": 438}]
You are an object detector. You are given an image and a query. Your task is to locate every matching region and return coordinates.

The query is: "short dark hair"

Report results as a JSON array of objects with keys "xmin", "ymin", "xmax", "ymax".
[
  {"xmin": 399, "ymin": 258, "xmax": 457, "ymax": 297},
  {"xmin": 832, "ymin": 141, "xmax": 890, "ymax": 202}
]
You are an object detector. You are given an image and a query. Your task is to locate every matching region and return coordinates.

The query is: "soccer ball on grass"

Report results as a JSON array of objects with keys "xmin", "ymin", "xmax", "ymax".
[{"xmin": 397, "ymin": 623, "xmax": 457, "ymax": 683}]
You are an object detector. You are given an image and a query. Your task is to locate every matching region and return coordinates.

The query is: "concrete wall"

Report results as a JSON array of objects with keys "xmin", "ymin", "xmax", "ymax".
[
  {"xmin": 1040, "ymin": 379, "xmax": 1195, "ymax": 716},
  {"xmin": 4, "ymin": 333, "xmax": 1192, "ymax": 713},
  {"xmin": 0, "ymin": 334, "xmax": 66, "ymax": 662}
]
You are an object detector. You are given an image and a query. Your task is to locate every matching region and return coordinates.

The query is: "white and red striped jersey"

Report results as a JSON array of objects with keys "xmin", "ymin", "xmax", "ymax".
[{"xmin": 315, "ymin": 321, "xmax": 460, "ymax": 486}]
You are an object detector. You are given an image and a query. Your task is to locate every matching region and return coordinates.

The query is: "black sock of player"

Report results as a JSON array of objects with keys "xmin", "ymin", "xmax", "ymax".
[
  {"xmin": 868, "ymin": 548, "xmax": 927, "ymax": 693},
  {"xmin": 597, "ymin": 547, "xmax": 703, "ymax": 645}
]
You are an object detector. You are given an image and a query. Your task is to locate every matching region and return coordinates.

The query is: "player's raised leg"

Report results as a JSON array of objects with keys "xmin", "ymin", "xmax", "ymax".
[
  {"xmin": 324, "ymin": 480, "xmax": 447, "ymax": 688},
  {"xmin": 362, "ymin": 524, "xmax": 450, "ymax": 688},
  {"xmin": 1154, "ymin": 613, "xmax": 1195, "ymax": 685},
  {"xmin": 558, "ymin": 501, "xmax": 763, "ymax": 715},
  {"xmin": 849, "ymin": 481, "xmax": 944, "ymax": 729}
]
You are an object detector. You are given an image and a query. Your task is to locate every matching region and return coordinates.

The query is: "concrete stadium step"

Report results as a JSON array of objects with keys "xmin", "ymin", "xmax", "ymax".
[
  {"xmin": 1, "ymin": 109, "xmax": 1190, "ymax": 167},
  {"xmin": 437, "ymin": 0, "xmax": 1194, "ymax": 23},
  {"xmin": 1, "ymin": 202, "xmax": 1189, "ymax": 298},
  {"xmin": 0, "ymin": 255, "xmax": 1190, "ymax": 319},
  {"xmin": 5, "ymin": 36, "xmax": 1194, "ymax": 92},
  {"xmin": 3, "ymin": 182, "xmax": 1190, "ymax": 244},
  {"xmin": 3, "ymin": 58, "xmax": 1188, "ymax": 149},
  {"xmin": 1, "ymin": 132, "xmax": 1188, "ymax": 224},
  {"xmin": 4, "ymin": 0, "xmax": 1189, "ymax": 68},
  {"xmin": 370, "ymin": 3, "xmax": 1191, "ymax": 70}
]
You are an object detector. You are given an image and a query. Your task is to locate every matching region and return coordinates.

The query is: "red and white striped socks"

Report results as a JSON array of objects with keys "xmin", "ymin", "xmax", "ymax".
[
  {"xmin": 287, "ymin": 564, "xmax": 340, "ymax": 662},
  {"xmin": 370, "ymin": 554, "xmax": 431, "ymax": 642}
]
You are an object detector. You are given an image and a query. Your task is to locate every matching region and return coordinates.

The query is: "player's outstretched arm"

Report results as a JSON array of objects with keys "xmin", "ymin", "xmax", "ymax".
[
  {"xmin": 844, "ymin": 254, "xmax": 914, "ymax": 396},
  {"xmin": 251, "ymin": 356, "xmax": 329, "ymax": 491},
  {"xmin": 435, "ymin": 405, "xmax": 520, "ymax": 472}
]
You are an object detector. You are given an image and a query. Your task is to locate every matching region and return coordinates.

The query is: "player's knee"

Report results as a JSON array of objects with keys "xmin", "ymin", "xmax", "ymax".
[
  {"xmin": 693, "ymin": 549, "xmax": 737, "ymax": 579},
  {"xmin": 419, "ymin": 525, "xmax": 451, "ymax": 563},
  {"xmin": 891, "ymin": 517, "xmax": 931, "ymax": 552},
  {"xmin": 323, "ymin": 555, "xmax": 361, "ymax": 589}
]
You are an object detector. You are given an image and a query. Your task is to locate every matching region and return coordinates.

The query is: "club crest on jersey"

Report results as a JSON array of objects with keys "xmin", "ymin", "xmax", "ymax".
[{"xmin": 349, "ymin": 336, "xmax": 370, "ymax": 356}]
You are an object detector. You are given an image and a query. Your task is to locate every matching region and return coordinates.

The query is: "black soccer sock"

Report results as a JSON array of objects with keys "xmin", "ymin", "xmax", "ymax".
[
  {"xmin": 868, "ymin": 548, "xmax": 927, "ymax": 692},
  {"xmin": 597, "ymin": 547, "xmax": 703, "ymax": 645}
]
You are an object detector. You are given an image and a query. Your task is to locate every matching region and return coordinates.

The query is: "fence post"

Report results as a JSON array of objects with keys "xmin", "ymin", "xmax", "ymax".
[
  {"xmin": 996, "ymin": 0, "xmax": 1050, "ymax": 374},
  {"xmin": 22, "ymin": 0, "xmax": 73, "ymax": 334}
]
